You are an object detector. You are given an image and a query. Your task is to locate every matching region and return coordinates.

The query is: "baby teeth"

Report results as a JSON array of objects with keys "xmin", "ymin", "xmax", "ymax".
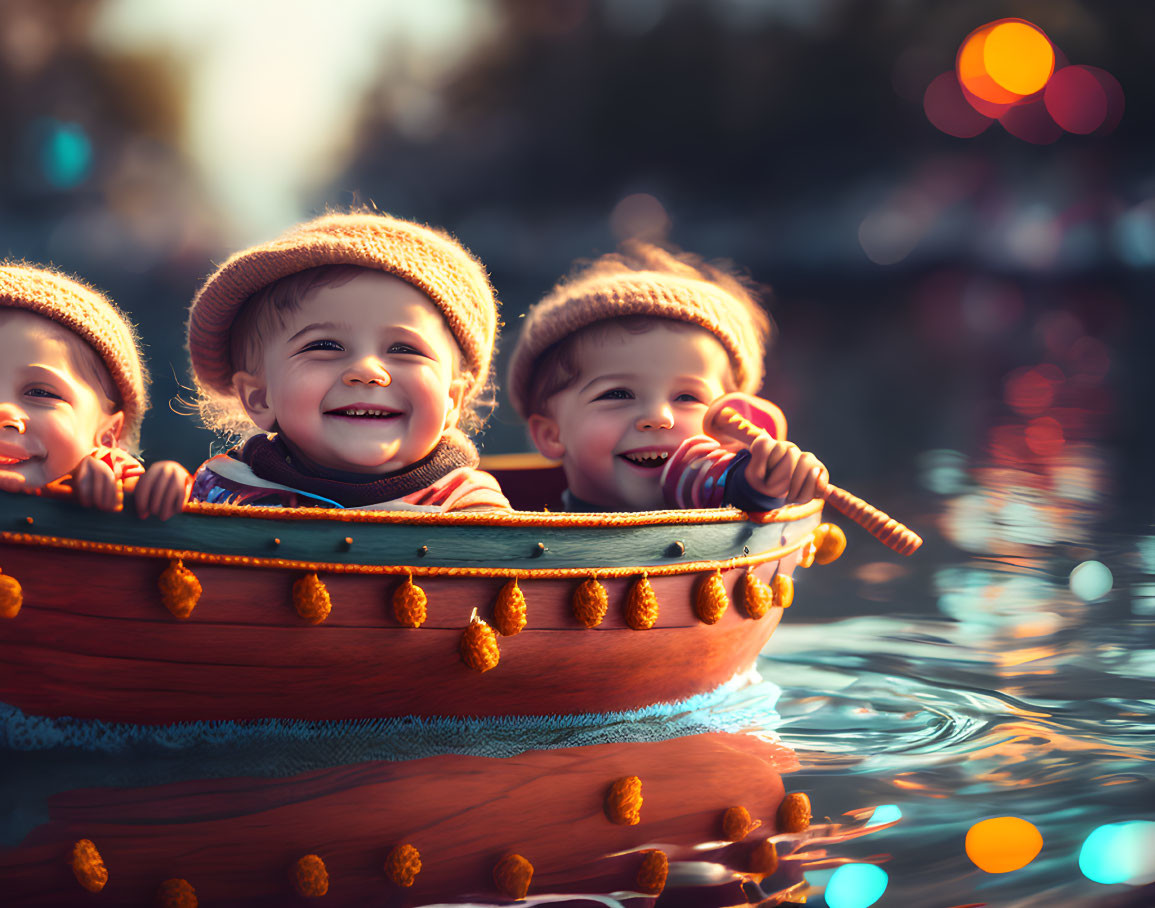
[{"xmin": 625, "ymin": 451, "xmax": 669, "ymax": 464}]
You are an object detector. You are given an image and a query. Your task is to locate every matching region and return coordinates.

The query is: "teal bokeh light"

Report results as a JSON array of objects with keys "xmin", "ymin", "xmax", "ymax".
[
  {"xmin": 1069, "ymin": 560, "xmax": 1113, "ymax": 602},
  {"xmin": 38, "ymin": 119, "xmax": 93, "ymax": 188},
  {"xmin": 868, "ymin": 804, "xmax": 903, "ymax": 826},
  {"xmin": 1079, "ymin": 821, "xmax": 1155, "ymax": 885},
  {"xmin": 825, "ymin": 863, "xmax": 889, "ymax": 908}
]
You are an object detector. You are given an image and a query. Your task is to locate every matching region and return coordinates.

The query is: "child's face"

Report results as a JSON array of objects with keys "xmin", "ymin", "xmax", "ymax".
[
  {"xmin": 529, "ymin": 321, "xmax": 732, "ymax": 510},
  {"xmin": 233, "ymin": 271, "xmax": 467, "ymax": 474},
  {"xmin": 0, "ymin": 311, "xmax": 123, "ymax": 489}
]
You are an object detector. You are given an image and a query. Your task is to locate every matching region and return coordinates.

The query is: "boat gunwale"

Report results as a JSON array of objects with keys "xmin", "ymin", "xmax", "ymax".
[
  {"xmin": 177, "ymin": 498, "xmax": 823, "ymax": 527},
  {"xmin": 0, "ymin": 528, "xmax": 813, "ymax": 578}
]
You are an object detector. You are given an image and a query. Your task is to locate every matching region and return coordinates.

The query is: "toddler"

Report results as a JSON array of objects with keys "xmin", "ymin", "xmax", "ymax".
[
  {"xmin": 187, "ymin": 211, "xmax": 510, "ymax": 511},
  {"xmin": 507, "ymin": 242, "xmax": 826, "ymax": 512},
  {"xmin": 0, "ymin": 264, "xmax": 190, "ymax": 519}
]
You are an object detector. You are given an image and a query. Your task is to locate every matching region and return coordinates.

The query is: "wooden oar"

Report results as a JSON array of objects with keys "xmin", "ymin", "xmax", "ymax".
[{"xmin": 704, "ymin": 393, "xmax": 922, "ymax": 556}]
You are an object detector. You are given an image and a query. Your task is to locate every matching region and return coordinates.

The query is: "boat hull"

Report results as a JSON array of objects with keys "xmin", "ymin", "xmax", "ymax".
[
  {"xmin": 0, "ymin": 548, "xmax": 793, "ymax": 722},
  {"xmin": 0, "ymin": 494, "xmax": 822, "ymax": 722}
]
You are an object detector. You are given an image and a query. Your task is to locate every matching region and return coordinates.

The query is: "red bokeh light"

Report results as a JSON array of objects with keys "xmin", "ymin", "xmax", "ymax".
[
  {"xmin": 1045, "ymin": 66, "xmax": 1108, "ymax": 134},
  {"xmin": 1005, "ymin": 365, "xmax": 1065, "ymax": 416},
  {"xmin": 1084, "ymin": 66, "xmax": 1125, "ymax": 134},
  {"xmin": 1025, "ymin": 416, "xmax": 1065, "ymax": 456},
  {"xmin": 924, "ymin": 72, "xmax": 993, "ymax": 138},
  {"xmin": 999, "ymin": 97, "xmax": 1062, "ymax": 145}
]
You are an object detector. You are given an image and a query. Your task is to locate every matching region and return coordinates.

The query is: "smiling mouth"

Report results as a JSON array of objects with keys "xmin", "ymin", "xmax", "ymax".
[
  {"xmin": 619, "ymin": 451, "xmax": 671, "ymax": 469},
  {"xmin": 0, "ymin": 454, "xmax": 29, "ymax": 466},
  {"xmin": 325, "ymin": 407, "xmax": 401, "ymax": 419}
]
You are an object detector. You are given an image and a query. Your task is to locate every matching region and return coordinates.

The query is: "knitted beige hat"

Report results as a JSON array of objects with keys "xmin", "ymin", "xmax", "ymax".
[
  {"xmin": 0, "ymin": 263, "xmax": 148, "ymax": 450},
  {"xmin": 507, "ymin": 243, "xmax": 769, "ymax": 418},
  {"xmin": 188, "ymin": 212, "xmax": 498, "ymax": 405}
]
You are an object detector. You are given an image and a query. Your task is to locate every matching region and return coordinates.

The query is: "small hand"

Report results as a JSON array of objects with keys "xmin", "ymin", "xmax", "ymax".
[
  {"xmin": 72, "ymin": 455, "xmax": 122, "ymax": 512},
  {"xmin": 133, "ymin": 461, "xmax": 192, "ymax": 520},
  {"xmin": 745, "ymin": 435, "xmax": 829, "ymax": 504}
]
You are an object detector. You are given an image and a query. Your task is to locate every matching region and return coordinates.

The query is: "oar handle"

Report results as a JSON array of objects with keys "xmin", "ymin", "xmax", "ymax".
[
  {"xmin": 709, "ymin": 400, "xmax": 922, "ymax": 556},
  {"xmin": 820, "ymin": 483, "xmax": 922, "ymax": 556}
]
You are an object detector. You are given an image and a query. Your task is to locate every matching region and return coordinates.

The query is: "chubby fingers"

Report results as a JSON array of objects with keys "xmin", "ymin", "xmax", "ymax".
[
  {"xmin": 135, "ymin": 462, "xmax": 192, "ymax": 520},
  {"xmin": 788, "ymin": 454, "xmax": 829, "ymax": 503},
  {"xmin": 74, "ymin": 457, "xmax": 121, "ymax": 511}
]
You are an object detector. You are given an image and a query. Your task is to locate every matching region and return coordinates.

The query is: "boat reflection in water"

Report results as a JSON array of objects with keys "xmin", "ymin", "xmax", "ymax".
[{"xmin": 1, "ymin": 688, "xmax": 895, "ymax": 906}]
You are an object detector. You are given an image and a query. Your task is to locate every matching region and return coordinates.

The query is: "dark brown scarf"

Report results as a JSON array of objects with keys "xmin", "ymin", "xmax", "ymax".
[{"xmin": 235, "ymin": 431, "xmax": 478, "ymax": 508}]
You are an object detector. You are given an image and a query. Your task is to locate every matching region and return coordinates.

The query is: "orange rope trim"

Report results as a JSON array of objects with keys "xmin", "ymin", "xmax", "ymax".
[
  {"xmin": 178, "ymin": 497, "xmax": 823, "ymax": 528},
  {"xmin": 0, "ymin": 530, "xmax": 812, "ymax": 579}
]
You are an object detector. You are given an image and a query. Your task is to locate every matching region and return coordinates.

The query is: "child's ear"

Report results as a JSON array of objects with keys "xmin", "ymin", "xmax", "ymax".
[
  {"xmin": 96, "ymin": 411, "xmax": 124, "ymax": 449},
  {"xmin": 527, "ymin": 413, "xmax": 565, "ymax": 461},
  {"xmin": 442, "ymin": 373, "xmax": 470, "ymax": 432},
  {"xmin": 232, "ymin": 371, "xmax": 275, "ymax": 432}
]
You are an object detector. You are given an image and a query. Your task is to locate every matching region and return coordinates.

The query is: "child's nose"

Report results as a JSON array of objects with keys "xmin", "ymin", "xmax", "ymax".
[
  {"xmin": 343, "ymin": 358, "xmax": 392, "ymax": 388},
  {"xmin": 0, "ymin": 405, "xmax": 27, "ymax": 434},
  {"xmin": 635, "ymin": 404, "xmax": 675, "ymax": 431}
]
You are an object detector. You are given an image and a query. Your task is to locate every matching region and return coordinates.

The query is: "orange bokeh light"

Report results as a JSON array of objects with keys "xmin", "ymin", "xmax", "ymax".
[
  {"xmin": 966, "ymin": 816, "xmax": 1044, "ymax": 873},
  {"xmin": 984, "ymin": 21, "xmax": 1054, "ymax": 95},
  {"xmin": 957, "ymin": 19, "xmax": 1054, "ymax": 106}
]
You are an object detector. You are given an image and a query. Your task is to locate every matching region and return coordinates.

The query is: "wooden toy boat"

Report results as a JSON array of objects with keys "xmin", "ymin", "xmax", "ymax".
[
  {"xmin": 0, "ymin": 475, "xmax": 836, "ymax": 725},
  {"xmin": 0, "ymin": 465, "xmax": 851, "ymax": 905}
]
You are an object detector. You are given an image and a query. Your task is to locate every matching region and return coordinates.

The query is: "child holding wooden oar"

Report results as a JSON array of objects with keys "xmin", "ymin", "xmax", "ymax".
[{"xmin": 507, "ymin": 241, "xmax": 827, "ymax": 513}]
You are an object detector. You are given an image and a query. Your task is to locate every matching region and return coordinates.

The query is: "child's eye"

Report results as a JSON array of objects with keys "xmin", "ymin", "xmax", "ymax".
[
  {"xmin": 25, "ymin": 387, "xmax": 65, "ymax": 402},
  {"xmin": 299, "ymin": 339, "xmax": 344, "ymax": 353},
  {"xmin": 594, "ymin": 388, "xmax": 634, "ymax": 401},
  {"xmin": 674, "ymin": 392, "xmax": 703, "ymax": 403},
  {"xmin": 387, "ymin": 342, "xmax": 424, "ymax": 356}
]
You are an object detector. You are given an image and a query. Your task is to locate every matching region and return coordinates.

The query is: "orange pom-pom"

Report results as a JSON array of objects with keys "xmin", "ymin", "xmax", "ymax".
[
  {"xmin": 605, "ymin": 775, "xmax": 643, "ymax": 826},
  {"xmin": 156, "ymin": 877, "xmax": 198, "ymax": 907},
  {"xmin": 694, "ymin": 570, "xmax": 729, "ymax": 624},
  {"xmin": 291, "ymin": 854, "xmax": 329, "ymax": 898},
  {"xmin": 636, "ymin": 849, "xmax": 668, "ymax": 895},
  {"xmin": 385, "ymin": 843, "xmax": 421, "ymax": 887},
  {"xmin": 158, "ymin": 559, "xmax": 201, "ymax": 620},
  {"xmin": 0, "ymin": 571, "xmax": 22, "ymax": 619},
  {"xmin": 461, "ymin": 615, "xmax": 500, "ymax": 672},
  {"xmin": 749, "ymin": 839, "xmax": 779, "ymax": 875},
  {"xmin": 625, "ymin": 574, "xmax": 659, "ymax": 630},
  {"xmin": 494, "ymin": 577, "xmax": 527, "ymax": 636},
  {"xmin": 392, "ymin": 575, "xmax": 427, "ymax": 628},
  {"xmin": 722, "ymin": 806, "xmax": 762, "ymax": 841},
  {"xmin": 772, "ymin": 573, "xmax": 794, "ymax": 609},
  {"xmin": 778, "ymin": 792, "xmax": 812, "ymax": 833},
  {"xmin": 573, "ymin": 577, "xmax": 608, "ymax": 628},
  {"xmin": 740, "ymin": 570, "xmax": 772, "ymax": 620},
  {"xmin": 814, "ymin": 523, "xmax": 847, "ymax": 564},
  {"xmin": 70, "ymin": 838, "xmax": 108, "ymax": 893},
  {"xmin": 293, "ymin": 573, "xmax": 331, "ymax": 624},
  {"xmin": 493, "ymin": 853, "xmax": 533, "ymax": 900},
  {"xmin": 799, "ymin": 539, "xmax": 817, "ymax": 568}
]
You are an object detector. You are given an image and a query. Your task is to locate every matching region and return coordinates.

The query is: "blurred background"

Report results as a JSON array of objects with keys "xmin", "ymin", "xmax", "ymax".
[{"xmin": 1, "ymin": 0, "xmax": 1151, "ymax": 548}]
